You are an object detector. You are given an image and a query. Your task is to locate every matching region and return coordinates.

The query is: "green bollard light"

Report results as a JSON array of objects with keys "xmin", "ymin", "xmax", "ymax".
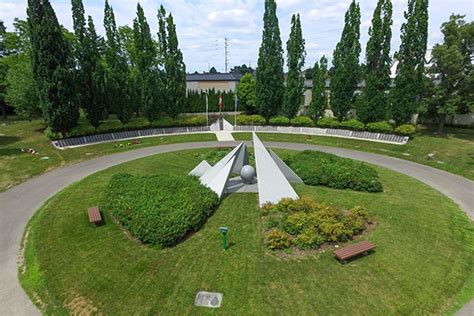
[{"xmin": 219, "ymin": 227, "xmax": 228, "ymax": 251}]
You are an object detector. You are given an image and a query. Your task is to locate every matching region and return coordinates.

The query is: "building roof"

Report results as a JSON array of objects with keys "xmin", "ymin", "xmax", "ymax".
[{"xmin": 186, "ymin": 72, "xmax": 243, "ymax": 82}]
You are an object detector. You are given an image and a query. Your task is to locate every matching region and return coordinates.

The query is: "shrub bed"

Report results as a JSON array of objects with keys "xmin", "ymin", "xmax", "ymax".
[
  {"xmin": 339, "ymin": 119, "xmax": 365, "ymax": 131},
  {"xmin": 269, "ymin": 116, "xmax": 291, "ymax": 126},
  {"xmin": 236, "ymin": 114, "xmax": 266, "ymax": 125},
  {"xmin": 47, "ymin": 115, "xmax": 209, "ymax": 140},
  {"xmin": 366, "ymin": 121, "xmax": 394, "ymax": 134},
  {"xmin": 262, "ymin": 197, "xmax": 371, "ymax": 251},
  {"xmin": 105, "ymin": 173, "xmax": 219, "ymax": 247},
  {"xmin": 286, "ymin": 150, "xmax": 383, "ymax": 192},
  {"xmin": 290, "ymin": 116, "xmax": 314, "ymax": 127},
  {"xmin": 395, "ymin": 124, "xmax": 417, "ymax": 136}
]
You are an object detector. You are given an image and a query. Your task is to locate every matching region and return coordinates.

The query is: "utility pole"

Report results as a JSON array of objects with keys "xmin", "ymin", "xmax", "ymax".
[{"xmin": 224, "ymin": 37, "xmax": 229, "ymax": 73}]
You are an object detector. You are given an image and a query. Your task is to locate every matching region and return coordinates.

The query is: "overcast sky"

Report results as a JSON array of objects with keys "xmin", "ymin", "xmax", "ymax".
[{"xmin": 1, "ymin": 0, "xmax": 473, "ymax": 72}]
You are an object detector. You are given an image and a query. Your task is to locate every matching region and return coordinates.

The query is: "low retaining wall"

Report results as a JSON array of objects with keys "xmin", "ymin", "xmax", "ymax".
[
  {"xmin": 52, "ymin": 124, "xmax": 409, "ymax": 149},
  {"xmin": 233, "ymin": 125, "xmax": 409, "ymax": 145},
  {"xmin": 52, "ymin": 126, "xmax": 211, "ymax": 149}
]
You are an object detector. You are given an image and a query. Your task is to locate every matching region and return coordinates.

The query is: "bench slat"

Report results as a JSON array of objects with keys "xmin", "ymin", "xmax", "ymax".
[
  {"xmin": 334, "ymin": 241, "xmax": 375, "ymax": 261},
  {"xmin": 87, "ymin": 206, "xmax": 102, "ymax": 225}
]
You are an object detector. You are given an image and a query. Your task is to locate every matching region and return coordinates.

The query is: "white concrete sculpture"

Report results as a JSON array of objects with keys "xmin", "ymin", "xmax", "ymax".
[
  {"xmin": 189, "ymin": 133, "xmax": 300, "ymax": 205},
  {"xmin": 252, "ymin": 132, "xmax": 299, "ymax": 206}
]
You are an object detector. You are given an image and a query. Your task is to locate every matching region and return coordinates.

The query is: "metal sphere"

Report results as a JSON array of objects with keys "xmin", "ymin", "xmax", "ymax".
[{"xmin": 240, "ymin": 165, "xmax": 256, "ymax": 183}]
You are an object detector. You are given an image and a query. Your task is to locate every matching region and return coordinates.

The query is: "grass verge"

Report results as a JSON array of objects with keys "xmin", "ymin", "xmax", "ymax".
[
  {"xmin": 20, "ymin": 148, "xmax": 473, "ymax": 314},
  {"xmin": 232, "ymin": 126, "xmax": 474, "ymax": 180}
]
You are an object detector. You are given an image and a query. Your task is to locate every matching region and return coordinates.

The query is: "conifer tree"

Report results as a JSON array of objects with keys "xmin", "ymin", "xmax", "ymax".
[
  {"xmin": 133, "ymin": 3, "xmax": 159, "ymax": 122},
  {"xmin": 256, "ymin": 0, "xmax": 284, "ymax": 120},
  {"xmin": 164, "ymin": 13, "xmax": 186, "ymax": 119},
  {"xmin": 390, "ymin": 0, "xmax": 429, "ymax": 124},
  {"xmin": 71, "ymin": 0, "xmax": 106, "ymax": 128},
  {"xmin": 103, "ymin": 0, "xmax": 132, "ymax": 124},
  {"xmin": 358, "ymin": 0, "xmax": 393, "ymax": 123},
  {"xmin": 27, "ymin": 0, "xmax": 79, "ymax": 135},
  {"xmin": 283, "ymin": 14, "xmax": 306, "ymax": 119},
  {"xmin": 330, "ymin": 0, "xmax": 361, "ymax": 121},
  {"xmin": 310, "ymin": 55, "xmax": 328, "ymax": 120}
]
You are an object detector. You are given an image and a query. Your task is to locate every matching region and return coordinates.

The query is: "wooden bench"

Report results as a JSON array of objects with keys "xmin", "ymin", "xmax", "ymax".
[
  {"xmin": 87, "ymin": 206, "xmax": 102, "ymax": 225},
  {"xmin": 333, "ymin": 241, "xmax": 375, "ymax": 263}
]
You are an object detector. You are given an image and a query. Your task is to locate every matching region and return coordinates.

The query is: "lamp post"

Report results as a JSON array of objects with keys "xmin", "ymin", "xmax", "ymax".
[{"xmin": 219, "ymin": 227, "xmax": 228, "ymax": 251}]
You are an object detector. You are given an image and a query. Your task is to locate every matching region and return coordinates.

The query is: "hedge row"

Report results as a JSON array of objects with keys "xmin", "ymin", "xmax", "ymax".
[
  {"xmin": 285, "ymin": 150, "xmax": 383, "ymax": 192},
  {"xmin": 46, "ymin": 115, "xmax": 208, "ymax": 140},
  {"xmin": 236, "ymin": 114, "xmax": 416, "ymax": 136},
  {"xmin": 261, "ymin": 198, "xmax": 370, "ymax": 250},
  {"xmin": 105, "ymin": 173, "xmax": 219, "ymax": 247}
]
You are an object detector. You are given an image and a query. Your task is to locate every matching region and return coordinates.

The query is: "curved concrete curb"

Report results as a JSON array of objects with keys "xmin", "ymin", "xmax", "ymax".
[{"xmin": 0, "ymin": 141, "xmax": 472, "ymax": 315}]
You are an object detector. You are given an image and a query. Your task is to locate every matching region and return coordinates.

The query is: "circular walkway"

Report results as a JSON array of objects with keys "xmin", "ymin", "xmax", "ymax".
[{"xmin": 0, "ymin": 141, "xmax": 472, "ymax": 315}]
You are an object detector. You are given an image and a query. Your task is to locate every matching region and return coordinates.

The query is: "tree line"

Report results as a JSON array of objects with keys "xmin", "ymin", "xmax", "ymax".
[
  {"xmin": 249, "ymin": 0, "xmax": 473, "ymax": 133},
  {"xmin": 0, "ymin": 0, "xmax": 186, "ymax": 135}
]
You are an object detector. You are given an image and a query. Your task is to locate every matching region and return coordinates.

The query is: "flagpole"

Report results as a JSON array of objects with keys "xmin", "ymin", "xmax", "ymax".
[
  {"xmin": 234, "ymin": 93, "xmax": 238, "ymax": 127},
  {"xmin": 205, "ymin": 92, "xmax": 209, "ymax": 127}
]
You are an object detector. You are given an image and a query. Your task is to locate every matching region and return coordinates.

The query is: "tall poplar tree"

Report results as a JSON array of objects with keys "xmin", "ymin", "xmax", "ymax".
[
  {"xmin": 358, "ymin": 0, "xmax": 393, "ymax": 123},
  {"xmin": 71, "ymin": 0, "xmax": 106, "ymax": 128},
  {"xmin": 310, "ymin": 55, "xmax": 328, "ymax": 120},
  {"xmin": 27, "ymin": 0, "xmax": 79, "ymax": 135},
  {"xmin": 133, "ymin": 3, "xmax": 159, "ymax": 122},
  {"xmin": 330, "ymin": 0, "xmax": 361, "ymax": 121},
  {"xmin": 256, "ymin": 0, "xmax": 284, "ymax": 120},
  {"xmin": 390, "ymin": 0, "xmax": 429, "ymax": 124},
  {"xmin": 164, "ymin": 13, "xmax": 186, "ymax": 119},
  {"xmin": 283, "ymin": 14, "xmax": 306, "ymax": 119},
  {"xmin": 103, "ymin": 0, "xmax": 132, "ymax": 124}
]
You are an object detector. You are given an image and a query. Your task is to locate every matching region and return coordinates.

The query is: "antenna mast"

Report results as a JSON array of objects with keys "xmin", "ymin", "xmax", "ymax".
[{"xmin": 224, "ymin": 37, "xmax": 229, "ymax": 73}]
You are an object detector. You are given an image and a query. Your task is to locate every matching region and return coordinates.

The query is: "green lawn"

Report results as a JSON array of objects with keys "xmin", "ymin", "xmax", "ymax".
[
  {"xmin": 233, "ymin": 127, "xmax": 474, "ymax": 180},
  {"xmin": 0, "ymin": 118, "xmax": 216, "ymax": 192},
  {"xmin": 20, "ymin": 148, "xmax": 473, "ymax": 315}
]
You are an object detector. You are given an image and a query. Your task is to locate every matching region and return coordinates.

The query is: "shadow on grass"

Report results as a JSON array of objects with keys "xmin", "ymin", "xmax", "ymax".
[
  {"xmin": 0, "ymin": 147, "xmax": 24, "ymax": 157},
  {"xmin": 0, "ymin": 136, "xmax": 21, "ymax": 146}
]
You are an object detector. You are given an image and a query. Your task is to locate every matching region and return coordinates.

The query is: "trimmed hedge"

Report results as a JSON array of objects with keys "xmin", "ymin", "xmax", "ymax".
[
  {"xmin": 262, "ymin": 197, "xmax": 370, "ymax": 251},
  {"xmin": 48, "ymin": 115, "xmax": 208, "ymax": 140},
  {"xmin": 315, "ymin": 117, "xmax": 340, "ymax": 128},
  {"xmin": 286, "ymin": 150, "xmax": 383, "ymax": 192},
  {"xmin": 339, "ymin": 119, "xmax": 365, "ymax": 131},
  {"xmin": 269, "ymin": 116, "xmax": 291, "ymax": 126},
  {"xmin": 366, "ymin": 121, "xmax": 393, "ymax": 134},
  {"xmin": 290, "ymin": 116, "xmax": 314, "ymax": 127},
  {"xmin": 236, "ymin": 114, "xmax": 266, "ymax": 125},
  {"xmin": 395, "ymin": 124, "xmax": 416, "ymax": 136},
  {"xmin": 106, "ymin": 173, "xmax": 219, "ymax": 247}
]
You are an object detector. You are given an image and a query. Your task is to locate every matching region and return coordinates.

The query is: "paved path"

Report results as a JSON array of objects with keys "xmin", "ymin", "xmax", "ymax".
[
  {"xmin": 0, "ymin": 141, "xmax": 472, "ymax": 315},
  {"xmin": 214, "ymin": 131, "xmax": 235, "ymax": 141}
]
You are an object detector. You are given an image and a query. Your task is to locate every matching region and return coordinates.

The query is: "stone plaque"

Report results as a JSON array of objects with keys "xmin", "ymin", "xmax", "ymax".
[{"xmin": 194, "ymin": 291, "xmax": 223, "ymax": 308}]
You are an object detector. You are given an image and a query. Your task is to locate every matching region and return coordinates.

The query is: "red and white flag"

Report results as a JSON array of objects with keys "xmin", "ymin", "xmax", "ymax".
[{"xmin": 219, "ymin": 94, "xmax": 223, "ymax": 112}]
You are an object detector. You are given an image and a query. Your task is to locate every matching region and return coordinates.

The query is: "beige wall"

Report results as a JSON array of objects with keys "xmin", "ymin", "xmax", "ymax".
[{"xmin": 186, "ymin": 81, "xmax": 237, "ymax": 93}]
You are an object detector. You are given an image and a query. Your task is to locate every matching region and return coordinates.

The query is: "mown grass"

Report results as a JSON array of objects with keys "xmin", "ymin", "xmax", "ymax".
[
  {"xmin": 0, "ymin": 117, "xmax": 216, "ymax": 192},
  {"xmin": 233, "ymin": 126, "xmax": 474, "ymax": 180},
  {"xmin": 20, "ymin": 148, "xmax": 473, "ymax": 315}
]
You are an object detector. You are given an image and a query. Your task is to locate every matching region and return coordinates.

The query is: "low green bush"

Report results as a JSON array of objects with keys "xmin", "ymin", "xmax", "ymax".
[
  {"xmin": 266, "ymin": 229, "xmax": 291, "ymax": 250},
  {"xmin": 44, "ymin": 127, "xmax": 61, "ymax": 141},
  {"xmin": 339, "ymin": 119, "xmax": 365, "ymax": 131},
  {"xmin": 395, "ymin": 124, "xmax": 416, "ymax": 136},
  {"xmin": 366, "ymin": 121, "xmax": 394, "ymax": 134},
  {"xmin": 316, "ymin": 117, "xmax": 340, "ymax": 128},
  {"xmin": 290, "ymin": 116, "xmax": 314, "ymax": 127},
  {"xmin": 269, "ymin": 116, "xmax": 291, "ymax": 126},
  {"xmin": 236, "ymin": 114, "xmax": 266, "ymax": 125},
  {"xmin": 106, "ymin": 173, "xmax": 219, "ymax": 247},
  {"xmin": 262, "ymin": 198, "xmax": 370, "ymax": 251},
  {"xmin": 286, "ymin": 150, "xmax": 383, "ymax": 192}
]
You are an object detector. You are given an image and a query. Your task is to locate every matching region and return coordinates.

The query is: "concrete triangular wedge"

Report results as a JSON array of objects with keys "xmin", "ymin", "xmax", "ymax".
[
  {"xmin": 188, "ymin": 160, "xmax": 212, "ymax": 177},
  {"xmin": 268, "ymin": 149, "xmax": 303, "ymax": 183},
  {"xmin": 205, "ymin": 156, "xmax": 236, "ymax": 198},
  {"xmin": 200, "ymin": 142, "xmax": 244, "ymax": 184},
  {"xmin": 253, "ymin": 132, "xmax": 298, "ymax": 206},
  {"xmin": 231, "ymin": 143, "xmax": 248, "ymax": 173}
]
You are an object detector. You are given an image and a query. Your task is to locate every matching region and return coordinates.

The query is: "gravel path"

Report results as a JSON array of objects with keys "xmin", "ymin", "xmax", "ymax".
[{"xmin": 0, "ymin": 141, "xmax": 472, "ymax": 315}]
